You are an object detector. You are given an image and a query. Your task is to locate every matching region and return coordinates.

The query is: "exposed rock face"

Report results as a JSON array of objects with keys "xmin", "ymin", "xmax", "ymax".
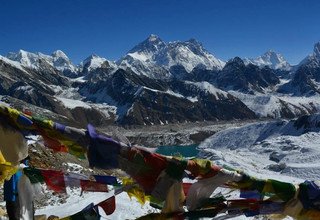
[
  {"xmin": 279, "ymin": 42, "xmax": 320, "ymax": 96},
  {"xmin": 79, "ymin": 68, "xmax": 256, "ymax": 125},
  {"xmin": 216, "ymin": 57, "xmax": 280, "ymax": 93}
]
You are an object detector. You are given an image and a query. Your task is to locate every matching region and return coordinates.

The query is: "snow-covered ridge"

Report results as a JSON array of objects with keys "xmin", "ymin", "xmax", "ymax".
[
  {"xmin": 229, "ymin": 91, "xmax": 320, "ymax": 118},
  {"xmin": 6, "ymin": 49, "xmax": 77, "ymax": 73},
  {"xmin": 134, "ymin": 86, "xmax": 185, "ymax": 99}
]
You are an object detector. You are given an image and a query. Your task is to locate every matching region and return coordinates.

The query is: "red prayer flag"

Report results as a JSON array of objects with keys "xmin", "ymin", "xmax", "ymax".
[
  {"xmin": 41, "ymin": 133, "xmax": 68, "ymax": 153},
  {"xmin": 41, "ymin": 169, "xmax": 66, "ymax": 193},
  {"xmin": 98, "ymin": 196, "xmax": 116, "ymax": 215}
]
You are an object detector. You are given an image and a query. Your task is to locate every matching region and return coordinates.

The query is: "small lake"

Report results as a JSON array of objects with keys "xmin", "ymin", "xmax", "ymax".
[{"xmin": 156, "ymin": 144, "xmax": 199, "ymax": 158}]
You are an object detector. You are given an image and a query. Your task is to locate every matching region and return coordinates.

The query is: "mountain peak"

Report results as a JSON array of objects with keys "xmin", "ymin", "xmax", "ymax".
[
  {"xmin": 244, "ymin": 50, "xmax": 290, "ymax": 70},
  {"xmin": 223, "ymin": 57, "xmax": 245, "ymax": 72},
  {"xmin": 265, "ymin": 49, "xmax": 275, "ymax": 54},
  {"xmin": 314, "ymin": 41, "xmax": 320, "ymax": 59},
  {"xmin": 129, "ymin": 35, "xmax": 166, "ymax": 54},
  {"xmin": 81, "ymin": 54, "xmax": 107, "ymax": 72},
  {"xmin": 262, "ymin": 50, "xmax": 285, "ymax": 62},
  {"xmin": 52, "ymin": 50, "xmax": 68, "ymax": 59},
  {"xmin": 84, "ymin": 54, "xmax": 101, "ymax": 60},
  {"xmin": 186, "ymin": 38, "xmax": 201, "ymax": 45},
  {"xmin": 120, "ymin": 35, "xmax": 225, "ymax": 75},
  {"xmin": 232, "ymin": 56, "xmax": 244, "ymax": 63},
  {"xmin": 147, "ymin": 34, "xmax": 160, "ymax": 42},
  {"xmin": 18, "ymin": 49, "xmax": 28, "ymax": 55}
]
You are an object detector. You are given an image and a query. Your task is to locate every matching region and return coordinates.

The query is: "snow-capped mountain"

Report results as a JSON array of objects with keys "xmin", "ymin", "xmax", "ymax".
[
  {"xmin": 279, "ymin": 42, "xmax": 320, "ymax": 96},
  {"xmin": 118, "ymin": 34, "xmax": 225, "ymax": 78},
  {"xmin": 6, "ymin": 49, "xmax": 77, "ymax": 75},
  {"xmin": 80, "ymin": 54, "xmax": 117, "ymax": 73},
  {"xmin": 244, "ymin": 50, "xmax": 291, "ymax": 70},
  {"xmin": 126, "ymin": 34, "xmax": 167, "ymax": 62},
  {"xmin": 51, "ymin": 50, "xmax": 78, "ymax": 74}
]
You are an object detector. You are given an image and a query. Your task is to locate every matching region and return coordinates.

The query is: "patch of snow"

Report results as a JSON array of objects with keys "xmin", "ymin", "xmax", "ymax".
[
  {"xmin": 64, "ymin": 163, "xmax": 84, "ymax": 174},
  {"xmin": 127, "ymin": 52, "xmax": 151, "ymax": 62},
  {"xmin": 36, "ymin": 188, "xmax": 112, "ymax": 218},
  {"xmin": 187, "ymin": 96, "xmax": 198, "ymax": 102},
  {"xmin": 165, "ymin": 89, "xmax": 185, "ymax": 98},
  {"xmin": 185, "ymin": 81, "xmax": 229, "ymax": 100},
  {"xmin": 55, "ymin": 97, "xmax": 91, "ymax": 109}
]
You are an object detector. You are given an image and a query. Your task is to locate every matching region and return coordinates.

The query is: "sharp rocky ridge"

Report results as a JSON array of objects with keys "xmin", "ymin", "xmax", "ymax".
[{"xmin": 1, "ymin": 36, "xmax": 320, "ymax": 126}]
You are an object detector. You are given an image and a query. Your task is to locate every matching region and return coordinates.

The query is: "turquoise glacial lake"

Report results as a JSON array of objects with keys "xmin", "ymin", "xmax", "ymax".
[{"xmin": 156, "ymin": 144, "xmax": 199, "ymax": 158}]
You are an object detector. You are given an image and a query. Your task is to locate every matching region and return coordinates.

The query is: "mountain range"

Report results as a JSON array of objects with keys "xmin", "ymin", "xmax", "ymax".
[{"xmin": 1, "ymin": 35, "xmax": 320, "ymax": 126}]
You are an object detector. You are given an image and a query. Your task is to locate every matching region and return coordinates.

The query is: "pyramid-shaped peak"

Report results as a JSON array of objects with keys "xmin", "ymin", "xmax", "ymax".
[
  {"xmin": 147, "ymin": 34, "xmax": 161, "ymax": 42},
  {"xmin": 18, "ymin": 49, "xmax": 28, "ymax": 54},
  {"xmin": 225, "ymin": 57, "xmax": 245, "ymax": 68},
  {"xmin": 229, "ymin": 56, "xmax": 244, "ymax": 63},
  {"xmin": 128, "ymin": 34, "xmax": 166, "ymax": 54},
  {"xmin": 186, "ymin": 38, "xmax": 201, "ymax": 45},
  {"xmin": 84, "ymin": 54, "xmax": 104, "ymax": 61},
  {"xmin": 262, "ymin": 50, "xmax": 285, "ymax": 60},
  {"xmin": 264, "ymin": 49, "xmax": 277, "ymax": 55}
]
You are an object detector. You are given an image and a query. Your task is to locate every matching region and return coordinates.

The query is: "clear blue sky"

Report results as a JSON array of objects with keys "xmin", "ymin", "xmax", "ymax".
[{"xmin": 1, "ymin": 0, "xmax": 320, "ymax": 64}]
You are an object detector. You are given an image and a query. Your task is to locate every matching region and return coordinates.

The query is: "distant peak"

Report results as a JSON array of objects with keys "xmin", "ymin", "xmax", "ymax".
[
  {"xmin": 231, "ymin": 56, "xmax": 244, "ymax": 63},
  {"xmin": 52, "ymin": 50, "xmax": 68, "ymax": 58},
  {"xmin": 14, "ymin": 49, "xmax": 34, "ymax": 57},
  {"xmin": 128, "ymin": 34, "xmax": 166, "ymax": 54},
  {"xmin": 225, "ymin": 57, "xmax": 245, "ymax": 67},
  {"xmin": 6, "ymin": 49, "xmax": 34, "ymax": 60},
  {"xmin": 186, "ymin": 38, "xmax": 200, "ymax": 44},
  {"xmin": 18, "ymin": 49, "xmax": 28, "ymax": 54},
  {"xmin": 187, "ymin": 38, "xmax": 196, "ymax": 42},
  {"xmin": 263, "ymin": 50, "xmax": 284, "ymax": 58},
  {"xmin": 85, "ymin": 54, "xmax": 101, "ymax": 60},
  {"xmin": 82, "ymin": 54, "xmax": 106, "ymax": 65},
  {"xmin": 265, "ymin": 49, "xmax": 276, "ymax": 54},
  {"xmin": 314, "ymin": 41, "xmax": 320, "ymax": 58},
  {"xmin": 148, "ymin": 34, "xmax": 160, "ymax": 42},
  {"xmin": 183, "ymin": 38, "xmax": 202, "ymax": 48}
]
